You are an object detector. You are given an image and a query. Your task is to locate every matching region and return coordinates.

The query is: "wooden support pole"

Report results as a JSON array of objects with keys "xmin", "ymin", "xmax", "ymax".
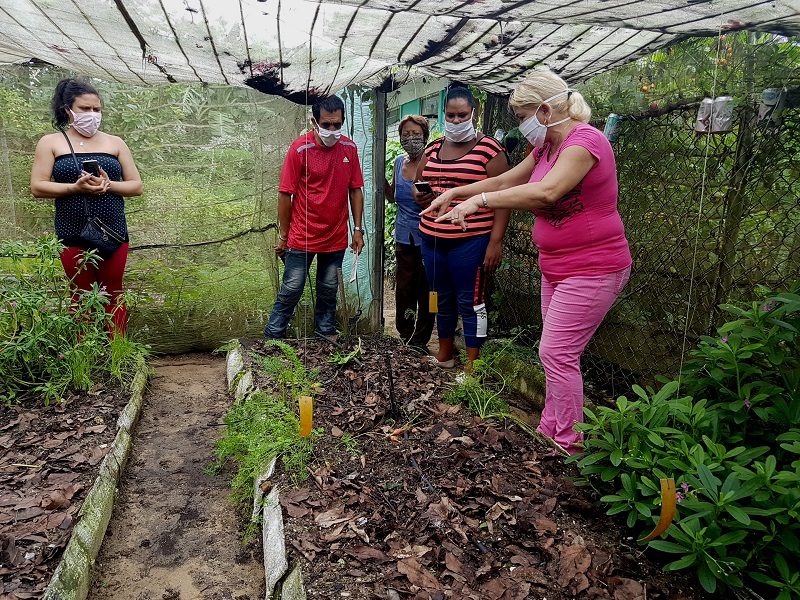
[{"xmin": 370, "ymin": 89, "xmax": 387, "ymax": 332}]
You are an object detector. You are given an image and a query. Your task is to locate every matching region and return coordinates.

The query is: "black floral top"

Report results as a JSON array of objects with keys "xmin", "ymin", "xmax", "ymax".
[{"xmin": 52, "ymin": 152, "xmax": 128, "ymax": 247}]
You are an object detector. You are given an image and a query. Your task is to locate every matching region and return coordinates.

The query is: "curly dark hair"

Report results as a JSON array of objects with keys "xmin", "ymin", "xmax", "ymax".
[{"xmin": 51, "ymin": 78, "xmax": 100, "ymax": 130}]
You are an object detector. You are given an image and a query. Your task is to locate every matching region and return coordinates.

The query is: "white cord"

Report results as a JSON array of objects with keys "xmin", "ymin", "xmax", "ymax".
[{"xmin": 677, "ymin": 27, "xmax": 725, "ymax": 392}]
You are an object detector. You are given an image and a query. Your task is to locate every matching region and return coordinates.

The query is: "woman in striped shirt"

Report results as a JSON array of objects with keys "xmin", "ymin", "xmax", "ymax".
[
  {"xmin": 423, "ymin": 70, "xmax": 632, "ymax": 455},
  {"xmin": 413, "ymin": 84, "xmax": 510, "ymax": 372}
]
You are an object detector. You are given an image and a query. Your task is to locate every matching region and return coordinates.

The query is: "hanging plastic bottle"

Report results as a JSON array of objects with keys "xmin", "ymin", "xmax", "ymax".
[
  {"xmin": 603, "ymin": 113, "xmax": 622, "ymax": 141},
  {"xmin": 757, "ymin": 88, "xmax": 787, "ymax": 127}
]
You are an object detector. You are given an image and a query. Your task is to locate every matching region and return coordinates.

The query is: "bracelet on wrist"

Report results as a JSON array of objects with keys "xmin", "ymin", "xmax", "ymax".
[{"xmin": 481, "ymin": 192, "xmax": 489, "ymax": 209}]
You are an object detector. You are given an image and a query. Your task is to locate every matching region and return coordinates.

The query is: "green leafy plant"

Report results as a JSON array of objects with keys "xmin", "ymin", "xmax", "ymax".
[
  {"xmin": 327, "ymin": 337, "xmax": 362, "ymax": 366},
  {"xmin": 0, "ymin": 235, "xmax": 148, "ymax": 404},
  {"xmin": 208, "ymin": 388, "xmax": 318, "ymax": 511},
  {"xmin": 337, "ymin": 432, "xmax": 360, "ymax": 457},
  {"xmin": 212, "ymin": 341, "xmax": 326, "ymax": 531},
  {"xmin": 251, "ymin": 340, "xmax": 321, "ymax": 404},
  {"xmin": 444, "ymin": 354, "xmax": 509, "ymax": 419},
  {"xmin": 571, "ymin": 283, "xmax": 800, "ymax": 597}
]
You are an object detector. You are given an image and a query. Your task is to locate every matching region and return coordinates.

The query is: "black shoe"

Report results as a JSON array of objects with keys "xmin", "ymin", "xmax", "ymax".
[{"xmin": 406, "ymin": 343, "xmax": 430, "ymax": 356}]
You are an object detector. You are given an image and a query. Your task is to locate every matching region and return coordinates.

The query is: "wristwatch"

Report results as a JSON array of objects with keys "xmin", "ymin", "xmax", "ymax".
[{"xmin": 353, "ymin": 226, "xmax": 364, "ymax": 234}]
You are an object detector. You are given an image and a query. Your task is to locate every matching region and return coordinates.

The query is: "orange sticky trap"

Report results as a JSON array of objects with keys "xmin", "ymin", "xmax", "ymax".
[
  {"xmin": 428, "ymin": 291, "xmax": 438, "ymax": 313},
  {"xmin": 639, "ymin": 478, "xmax": 676, "ymax": 542},
  {"xmin": 299, "ymin": 395, "xmax": 313, "ymax": 437}
]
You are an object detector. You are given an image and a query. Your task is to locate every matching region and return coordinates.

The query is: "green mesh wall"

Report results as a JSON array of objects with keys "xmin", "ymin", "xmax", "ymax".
[
  {"xmin": 0, "ymin": 65, "xmax": 376, "ymax": 353},
  {"xmin": 482, "ymin": 35, "xmax": 800, "ymax": 389}
]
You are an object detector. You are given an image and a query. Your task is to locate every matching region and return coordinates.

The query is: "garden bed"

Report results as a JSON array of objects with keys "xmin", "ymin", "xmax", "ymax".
[
  {"xmin": 238, "ymin": 336, "xmax": 705, "ymax": 600},
  {"xmin": 0, "ymin": 385, "xmax": 130, "ymax": 597}
]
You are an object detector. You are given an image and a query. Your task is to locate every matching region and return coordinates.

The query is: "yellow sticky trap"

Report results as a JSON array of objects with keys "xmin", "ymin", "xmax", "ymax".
[
  {"xmin": 299, "ymin": 395, "xmax": 313, "ymax": 437},
  {"xmin": 639, "ymin": 478, "xmax": 676, "ymax": 542},
  {"xmin": 428, "ymin": 291, "xmax": 438, "ymax": 313}
]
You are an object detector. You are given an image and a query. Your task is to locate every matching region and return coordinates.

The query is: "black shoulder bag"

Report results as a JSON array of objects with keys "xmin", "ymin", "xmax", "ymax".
[{"xmin": 61, "ymin": 131, "xmax": 125, "ymax": 258}]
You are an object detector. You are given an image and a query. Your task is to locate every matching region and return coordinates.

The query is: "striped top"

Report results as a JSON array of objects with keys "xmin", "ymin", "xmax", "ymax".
[{"xmin": 419, "ymin": 135, "xmax": 505, "ymax": 238}]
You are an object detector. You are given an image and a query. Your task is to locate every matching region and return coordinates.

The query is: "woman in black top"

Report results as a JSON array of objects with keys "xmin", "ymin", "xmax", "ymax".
[{"xmin": 31, "ymin": 78, "xmax": 143, "ymax": 336}]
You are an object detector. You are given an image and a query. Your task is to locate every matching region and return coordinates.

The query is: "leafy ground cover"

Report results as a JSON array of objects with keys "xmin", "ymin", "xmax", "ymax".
[
  {"xmin": 573, "ymin": 284, "xmax": 800, "ymax": 599},
  {"xmin": 0, "ymin": 384, "xmax": 127, "ymax": 597},
  {"xmin": 234, "ymin": 336, "xmax": 705, "ymax": 600}
]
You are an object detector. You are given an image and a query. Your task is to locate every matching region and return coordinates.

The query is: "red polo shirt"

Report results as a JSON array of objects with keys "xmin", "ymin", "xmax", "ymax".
[{"xmin": 280, "ymin": 132, "xmax": 364, "ymax": 253}]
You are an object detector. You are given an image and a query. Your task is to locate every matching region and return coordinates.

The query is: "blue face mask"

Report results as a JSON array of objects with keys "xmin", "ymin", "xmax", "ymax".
[{"xmin": 518, "ymin": 90, "xmax": 571, "ymax": 148}]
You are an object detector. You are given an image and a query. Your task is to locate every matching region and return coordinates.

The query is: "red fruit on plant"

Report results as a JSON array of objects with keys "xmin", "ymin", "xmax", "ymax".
[{"xmin": 650, "ymin": 101, "xmax": 658, "ymax": 110}]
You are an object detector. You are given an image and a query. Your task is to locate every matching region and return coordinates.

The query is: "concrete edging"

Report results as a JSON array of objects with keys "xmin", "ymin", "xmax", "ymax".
[
  {"xmin": 225, "ymin": 342, "xmax": 306, "ymax": 600},
  {"xmin": 43, "ymin": 354, "xmax": 150, "ymax": 600}
]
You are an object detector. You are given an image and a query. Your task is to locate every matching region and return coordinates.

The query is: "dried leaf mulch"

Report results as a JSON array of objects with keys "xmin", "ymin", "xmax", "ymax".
[
  {"xmin": 0, "ymin": 385, "xmax": 127, "ymax": 599},
  {"xmin": 241, "ymin": 336, "xmax": 705, "ymax": 600}
]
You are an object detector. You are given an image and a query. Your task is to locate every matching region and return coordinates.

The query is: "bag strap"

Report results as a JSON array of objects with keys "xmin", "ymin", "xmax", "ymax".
[
  {"xmin": 60, "ymin": 130, "xmax": 90, "ymax": 218},
  {"xmin": 60, "ymin": 130, "xmax": 81, "ymax": 172}
]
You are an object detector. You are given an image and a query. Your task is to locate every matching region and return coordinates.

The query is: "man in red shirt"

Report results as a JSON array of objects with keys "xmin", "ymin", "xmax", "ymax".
[{"xmin": 264, "ymin": 96, "xmax": 365, "ymax": 340}]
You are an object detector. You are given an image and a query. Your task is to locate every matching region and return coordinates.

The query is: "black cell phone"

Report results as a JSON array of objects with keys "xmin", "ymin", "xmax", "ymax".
[
  {"xmin": 413, "ymin": 181, "xmax": 434, "ymax": 195},
  {"xmin": 81, "ymin": 159, "xmax": 100, "ymax": 177}
]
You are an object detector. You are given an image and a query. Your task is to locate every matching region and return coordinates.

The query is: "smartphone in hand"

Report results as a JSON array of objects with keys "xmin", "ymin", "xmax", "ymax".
[
  {"xmin": 81, "ymin": 159, "xmax": 100, "ymax": 177},
  {"xmin": 413, "ymin": 181, "xmax": 434, "ymax": 195}
]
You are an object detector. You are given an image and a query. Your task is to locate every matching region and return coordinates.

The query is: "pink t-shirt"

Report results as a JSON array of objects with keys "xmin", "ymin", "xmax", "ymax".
[{"xmin": 528, "ymin": 123, "xmax": 632, "ymax": 282}]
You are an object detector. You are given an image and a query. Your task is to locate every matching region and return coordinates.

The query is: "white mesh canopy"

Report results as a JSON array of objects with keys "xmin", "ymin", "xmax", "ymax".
[{"xmin": 1, "ymin": 0, "xmax": 799, "ymax": 100}]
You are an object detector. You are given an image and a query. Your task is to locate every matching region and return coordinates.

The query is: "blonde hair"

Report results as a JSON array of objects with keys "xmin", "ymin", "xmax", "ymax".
[{"xmin": 509, "ymin": 69, "xmax": 592, "ymax": 123}]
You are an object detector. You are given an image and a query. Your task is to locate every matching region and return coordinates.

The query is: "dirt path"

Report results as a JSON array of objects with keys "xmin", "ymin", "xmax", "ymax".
[{"xmin": 88, "ymin": 354, "xmax": 264, "ymax": 600}]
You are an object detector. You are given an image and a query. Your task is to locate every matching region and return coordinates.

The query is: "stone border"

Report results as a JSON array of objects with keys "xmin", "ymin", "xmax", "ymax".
[
  {"xmin": 43, "ymin": 354, "xmax": 150, "ymax": 600},
  {"xmin": 225, "ymin": 342, "xmax": 306, "ymax": 600}
]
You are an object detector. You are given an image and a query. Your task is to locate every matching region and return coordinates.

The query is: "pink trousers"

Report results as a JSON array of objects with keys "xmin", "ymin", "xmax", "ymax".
[{"xmin": 536, "ymin": 266, "xmax": 631, "ymax": 453}]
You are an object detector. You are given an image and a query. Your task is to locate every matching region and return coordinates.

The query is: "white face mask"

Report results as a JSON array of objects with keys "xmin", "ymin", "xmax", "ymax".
[
  {"xmin": 444, "ymin": 112, "xmax": 476, "ymax": 143},
  {"xmin": 518, "ymin": 90, "xmax": 572, "ymax": 148},
  {"xmin": 69, "ymin": 109, "xmax": 102, "ymax": 138},
  {"xmin": 315, "ymin": 122, "xmax": 342, "ymax": 147}
]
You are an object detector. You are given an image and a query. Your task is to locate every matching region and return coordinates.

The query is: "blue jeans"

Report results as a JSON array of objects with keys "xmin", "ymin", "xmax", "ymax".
[
  {"xmin": 419, "ymin": 232, "xmax": 490, "ymax": 349},
  {"xmin": 264, "ymin": 248, "xmax": 346, "ymax": 339}
]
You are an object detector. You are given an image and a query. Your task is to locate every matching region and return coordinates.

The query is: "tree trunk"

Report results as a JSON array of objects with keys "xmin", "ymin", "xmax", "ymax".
[{"xmin": 710, "ymin": 31, "xmax": 758, "ymax": 331}]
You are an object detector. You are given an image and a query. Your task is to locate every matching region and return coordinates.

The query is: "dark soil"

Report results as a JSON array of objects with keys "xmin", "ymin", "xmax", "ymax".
[
  {"xmin": 1, "ymin": 355, "xmax": 265, "ymax": 600},
  {"xmin": 1, "ymin": 384, "xmax": 126, "ymax": 597},
  {"xmin": 242, "ymin": 336, "xmax": 706, "ymax": 600}
]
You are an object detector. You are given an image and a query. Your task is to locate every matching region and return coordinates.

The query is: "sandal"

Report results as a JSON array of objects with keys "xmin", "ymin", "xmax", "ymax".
[{"xmin": 428, "ymin": 355, "xmax": 455, "ymax": 369}]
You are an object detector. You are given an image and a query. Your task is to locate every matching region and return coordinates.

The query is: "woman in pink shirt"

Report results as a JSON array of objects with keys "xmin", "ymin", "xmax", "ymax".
[{"xmin": 422, "ymin": 69, "xmax": 632, "ymax": 455}]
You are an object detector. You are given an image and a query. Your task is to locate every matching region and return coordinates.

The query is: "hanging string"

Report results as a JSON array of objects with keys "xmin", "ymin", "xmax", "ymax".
[
  {"xmin": 677, "ymin": 27, "xmax": 725, "ymax": 392},
  {"xmin": 302, "ymin": 63, "xmax": 310, "ymax": 367}
]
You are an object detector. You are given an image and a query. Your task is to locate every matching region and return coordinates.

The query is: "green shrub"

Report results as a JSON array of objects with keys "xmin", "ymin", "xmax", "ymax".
[
  {"xmin": 211, "ymin": 342, "xmax": 322, "ymax": 533},
  {"xmin": 0, "ymin": 235, "xmax": 148, "ymax": 404},
  {"xmin": 572, "ymin": 282, "xmax": 800, "ymax": 598}
]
